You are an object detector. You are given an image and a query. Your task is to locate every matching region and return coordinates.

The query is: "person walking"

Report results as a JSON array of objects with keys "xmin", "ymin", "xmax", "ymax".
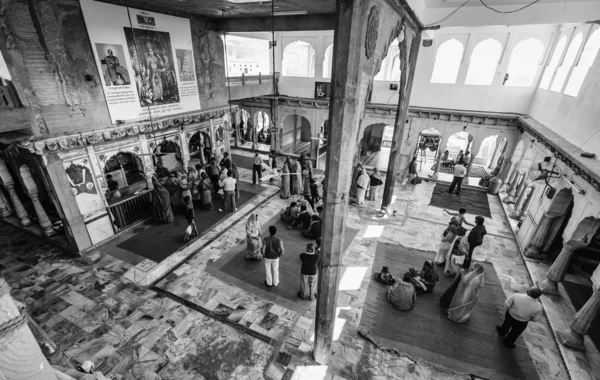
[
  {"xmin": 183, "ymin": 196, "xmax": 198, "ymax": 241},
  {"xmin": 496, "ymin": 286, "xmax": 543, "ymax": 348},
  {"xmin": 298, "ymin": 243, "xmax": 320, "ymax": 300},
  {"xmin": 219, "ymin": 170, "xmax": 237, "ymax": 213},
  {"xmin": 253, "ymin": 150, "xmax": 263, "ymax": 184},
  {"xmin": 404, "ymin": 157, "xmax": 418, "ymax": 189},
  {"xmin": 448, "ymin": 161, "xmax": 467, "ymax": 195},
  {"xmin": 464, "ymin": 216, "xmax": 487, "ymax": 269},
  {"xmin": 269, "ymin": 150, "xmax": 277, "ymax": 183},
  {"xmin": 262, "ymin": 225, "xmax": 284, "ymax": 287}
]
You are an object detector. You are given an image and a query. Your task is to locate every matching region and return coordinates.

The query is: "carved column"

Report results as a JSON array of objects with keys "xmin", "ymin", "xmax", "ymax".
[
  {"xmin": 19, "ymin": 166, "xmax": 54, "ymax": 237},
  {"xmin": 505, "ymin": 164, "xmax": 518, "ymax": 187},
  {"xmin": 0, "ymin": 187, "xmax": 12, "ymax": 217},
  {"xmin": 510, "ymin": 182, "xmax": 532, "ymax": 219},
  {"xmin": 0, "ymin": 277, "xmax": 57, "ymax": 379},
  {"xmin": 488, "ymin": 136, "xmax": 501, "ymax": 169},
  {"xmin": 465, "ymin": 139, "xmax": 483, "ymax": 178},
  {"xmin": 0, "ymin": 159, "xmax": 31, "ymax": 227},
  {"xmin": 504, "ymin": 171, "xmax": 523, "ymax": 204},
  {"xmin": 524, "ymin": 188, "xmax": 574, "ymax": 258},
  {"xmin": 498, "ymin": 159, "xmax": 513, "ymax": 184},
  {"xmin": 539, "ymin": 216, "xmax": 600, "ymax": 294},
  {"xmin": 559, "ymin": 287, "xmax": 600, "ymax": 351},
  {"xmin": 513, "ymin": 173, "xmax": 528, "ymax": 200},
  {"xmin": 431, "ymin": 132, "xmax": 448, "ymax": 180}
]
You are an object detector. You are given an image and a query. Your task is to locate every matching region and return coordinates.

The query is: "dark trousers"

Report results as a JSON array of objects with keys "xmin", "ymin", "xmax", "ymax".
[
  {"xmin": 448, "ymin": 176, "xmax": 464, "ymax": 194},
  {"xmin": 210, "ymin": 175, "xmax": 219, "ymax": 191},
  {"xmin": 252, "ymin": 164, "xmax": 262, "ymax": 184},
  {"xmin": 498, "ymin": 310, "xmax": 528, "ymax": 345},
  {"xmin": 224, "ymin": 190, "xmax": 236, "ymax": 212},
  {"xmin": 463, "ymin": 241, "xmax": 481, "ymax": 269}
]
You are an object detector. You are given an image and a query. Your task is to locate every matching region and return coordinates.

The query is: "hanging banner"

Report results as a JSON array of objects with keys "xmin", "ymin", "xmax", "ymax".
[{"xmin": 80, "ymin": 0, "xmax": 200, "ymax": 124}]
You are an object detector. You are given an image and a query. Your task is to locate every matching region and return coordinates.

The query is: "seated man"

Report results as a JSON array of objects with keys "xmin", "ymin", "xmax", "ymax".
[
  {"xmin": 387, "ymin": 273, "xmax": 416, "ymax": 311},
  {"xmin": 302, "ymin": 214, "xmax": 322, "ymax": 239},
  {"xmin": 280, "ymin": 202, "xmax": 299, "ymax": 224},
  {"xmin": 375, "ymin": 266, "xmax": 396, "ymax": 285},
  {"xmin": 289, "ymin": 205, "xmax": 311, "ymax": 230}
]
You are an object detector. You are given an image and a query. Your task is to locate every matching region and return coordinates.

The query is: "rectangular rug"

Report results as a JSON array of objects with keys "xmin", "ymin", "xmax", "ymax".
[
  {"xmin": 562, "ymin": 281, "xmax": 599, "ymax": 352},
  {"xmin": 116, "ymin": 183, "xmax": 264, "ymax": 263},
  {"xmin": 359, "ymin": 242, "xmax": 539, "ymax": 380},
  {"xmin": 232, "ymin": 154, "xmax": 256, "ymax": 171},
  {"xmin": 210, "ymin": 214, "xmax": 360, "ymax": 314},
  {"xmin": 429, "ymin": 182, "xmax": 492, "ymax": 218},
  {"xmin": 438, "ymin": 165, "xmax": 489, "ymax": 178}
]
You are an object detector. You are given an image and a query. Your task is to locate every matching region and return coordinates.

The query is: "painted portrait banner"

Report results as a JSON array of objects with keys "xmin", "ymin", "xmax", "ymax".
[{"xmin": 80, "ymin": 0, "xmax": 201, "ymax": 124}]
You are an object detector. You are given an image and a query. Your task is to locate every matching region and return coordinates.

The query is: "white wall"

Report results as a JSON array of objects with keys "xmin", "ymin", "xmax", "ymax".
[{"xmin": 528, "ymin": 24, "xmax": 600, "ymax": 158}]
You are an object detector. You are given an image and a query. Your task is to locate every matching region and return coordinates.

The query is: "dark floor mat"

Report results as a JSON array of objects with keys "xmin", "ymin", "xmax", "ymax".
[
  {"xmin": 429, "ymin": 182, "xmax": 492, "ymax": 218},
  {"xmin": 359, "ymin": 243, "xmax": 539, "ymax": 380},
  {"xmin": 437, "ymin": 165, "xmax": 489, "ymax": 178},
  {"xmin": 116, "ymin": 185, "xmax": 263, "ymax": 262},
  {"xmin": 231, "ymin": 154, "xmax": 256, "ymax": 171},
  {"xmin": 211, "ymin": 214, "xmax": 360, "ymax": 314},
  {"xmin": 562, "ymin": 281, "xmax": 600, "ymax": 351}
]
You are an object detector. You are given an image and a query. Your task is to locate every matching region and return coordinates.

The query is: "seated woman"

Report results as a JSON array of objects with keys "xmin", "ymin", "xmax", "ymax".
[
  {"xmin": 387, "ymin": 273, "xmax": 416, "ymax": 311},
  {"xmin": 280, "ymin": 202, "xmax": 300, "ymax": 224},
  {"xmin": 406, "ymin": 268, "xmax": 428, "ymax": 293},
  {"xmin": 444, "ymin": 227, "xmax": 469, "ymax": 277},
  {"xmin": 302, "ymin": 214, "xmax": 322, "ymax": 239},
  {"xmin": 375, "ymin": 266, "xmax": 396, "ymax": 285},
  {"xmin": 421, "ymin": 260, "xmax": 439, "ymax": 293}
]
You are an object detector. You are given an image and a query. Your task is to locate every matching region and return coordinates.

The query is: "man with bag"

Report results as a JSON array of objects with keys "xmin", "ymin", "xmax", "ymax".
[{"xmin": 261, "ymin": 225, "xmax": 284, "ymax": 287}]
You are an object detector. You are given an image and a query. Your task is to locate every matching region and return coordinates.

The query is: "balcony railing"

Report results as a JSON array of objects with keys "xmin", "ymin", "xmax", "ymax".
[
  {"xmin": 107, "ymin": 190, "xmax": 152, "ymax": 231},
  {"xmin": 226, "ymin": 72, "xmax": 280, "ymax": 87}
]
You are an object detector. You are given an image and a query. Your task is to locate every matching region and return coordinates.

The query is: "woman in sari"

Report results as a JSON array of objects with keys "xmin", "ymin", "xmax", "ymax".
[
  {"xmin": 280, "ymin": 163, "xmax": 291, "ymax": 199},
  {"xmin": 151, "ymin": 177, "xmax": 174, "ymax": 224},
  {"xmin": 444, "ymin": 228, "xmax": 469, "ymax": 277},
  {"xmin": 165, "ymin": 173, "xmax": 181, "ymax": 209},
  {"xmin": 448, "ymin": 263, "xmax": 485, "ymax": 323},
  {"xmin": 231, "ymin": 162, "xmax": 240, "ymax": 200},
  {"xmin": 290, "ymin": 160, "xmax": 302, "ymax": 196},
  {"xmin": 421, "ymin": 260, "xmax": 439, "ymax": 293},
  {"xmin": 245, "ymin": 213, "xmax": 262, "ymax": 260},
  {"xmin": 199, "ymin": 172, "xmax": 213, "ymax": 210},
  {"xmin": 188, "ymin": 167, "xmax": 201, "ymax": 202},
  {"xmin": 179, "ymin": 173, "xmax": 192, "ymax": 206},
  {"xmin": 281, "ymin": 201, "xmax": 299, "ymax": 224},
  {"xmin": 302, "ymin": 167, "xmax": 311, "ymax": 197},
  {"xmin": 350, "ymin": 162, "xmax": 363, "ymax": 198},
  {"xmin": 368, "ymin": 168, "xmax": 383, "ymax": 201},
  {"xmin": 434, "ymin": 222, "xmax": 459, "ymax": 266},
  {"xmin": 355, "ymin": 169, "xmax": 370, "ymax": 205}
]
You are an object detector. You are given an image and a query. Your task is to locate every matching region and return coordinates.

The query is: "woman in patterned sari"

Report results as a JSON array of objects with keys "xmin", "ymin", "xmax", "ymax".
[
  {"xmin": 280, "ymin": 163, "xmax": 291, "ymax": 199},
  {"xmin": 151, "ymin": 176, "xmax": 174, "ymax": 224},
  {"xmin": 448, "ymin": 264, "xmax": 485, "ymax": 323}
]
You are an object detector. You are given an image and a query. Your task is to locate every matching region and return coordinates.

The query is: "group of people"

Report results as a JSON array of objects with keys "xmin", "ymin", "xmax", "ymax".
[
  {"xmin": 280, "ymin": 200, "xmax": 323, "ymax": 240},
  {"xmin": 244, "ymin": 213, "xmax": 322, "ymax": 300},
  {"xmin": 351, "ymin": 163, "xmax": 384, "ymax": 205},
  {"xmin": 150, "ymin": 152, "xmax": 240, "ymax": 241},
  {"xmin": 279, "ymin": 154, "xmax": 322, "ymax": 206}
]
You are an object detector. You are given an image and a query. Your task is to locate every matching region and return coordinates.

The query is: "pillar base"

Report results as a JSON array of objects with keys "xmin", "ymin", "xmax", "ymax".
[
  {"xmin": 538, "ymin": 278, "xmax": 560, "ymax": 295},
  {"xmin": 558, "ymin": 328, "xmax": 585, "ymax": 351},
  {"xmin": 20, "ymin": 217, "xmax": 32, "ymax": 227},
  {"xmin": 509, "ymin": 208, "xmax": 524, "ymax": 220},
  {"xmin": 524, "ymin": 246, "xmax": 543, "ymax": 259},
  {"xmin": 42, "ymin": 226, "xmax": 56, "ymax": 237},
  {"xmin": 503, "ymin": 195, "xmax": 516, "ymax": 204},
  {"xmin": 1, "ymin": 209, "xmax": 12, "ymax": 218}
]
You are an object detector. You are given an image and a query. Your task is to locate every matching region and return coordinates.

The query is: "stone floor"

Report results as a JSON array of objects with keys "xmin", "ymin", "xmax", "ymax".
[{"xmin": 0, "ymin": 164, "xmax": 587, "ymax": 379}]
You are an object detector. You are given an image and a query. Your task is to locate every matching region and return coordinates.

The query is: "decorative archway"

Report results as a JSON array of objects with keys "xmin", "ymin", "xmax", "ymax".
[
  {"xmin": 445, "ymin": 131, "xmax": 472, "ymax": 163},
  {"xmin": 188, "ymin": 131, "xmax": 212, "ymax": 164},
  {"xmin": 475, "ymin": 135, "xmax": 499, "ymax": 167},
  {"xmin": 101, "ymin": 151, "xmax": 146, "ymax": 197},
  {"xmin": 281, "ymin": 114, "xmax": 311, "ymax": 148},
  {"xmin": 254, "ymin": 110, "xmax": 271, "ymax": 144}
]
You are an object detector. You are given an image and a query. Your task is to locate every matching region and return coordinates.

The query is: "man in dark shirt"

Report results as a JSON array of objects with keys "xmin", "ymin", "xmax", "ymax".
[
  {"xmin": 269, "ymin": 150, "xmax": 277, "ymax": 183},
  {"xmin": 302, "ymin": 215, "xmax": 322, "ymax": 239},
  {"xmin": 207, "ymin": 158, "xmax": 220, "ymax": 190},
  {"xmin": 289, "ymin": 206, "xmax": 311, "ymax": 230},
  {"xmin": 261, "ymin": 225, "xmax": 284, "ymax": 287},
  {"xmin": 464, "ymin": 216, "xmax": 487, "ymax": 269},
  {"xmin": 220, "ymin": 152, "xmax": 231, "ymax": 169},
  {"xmin": 298, "ymin": 243, "xmax": 320, "ymax": 300},
  {"xmin": 156, "ymin": 161, "xmax": 170, "ymax": 179},
  {"xmin": 106, "ymin": 174, "xmax": 119, "ymax": 192}
]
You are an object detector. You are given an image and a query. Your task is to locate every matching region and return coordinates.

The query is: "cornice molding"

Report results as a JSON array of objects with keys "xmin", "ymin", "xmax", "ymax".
[{"xmin": 17, "ymin": 106, "xmax": 237, "ymax": 156}]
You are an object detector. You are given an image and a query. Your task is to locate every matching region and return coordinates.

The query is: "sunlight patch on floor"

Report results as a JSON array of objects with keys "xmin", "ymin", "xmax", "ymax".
[
  {"xmin": 309, "ymin": 306, "xmax": 351, "ymax": 343},
  {"xmin": 364, "ymin": 225, "xmax": 385, "ymax": 238},
  {"xmin": 291, "ymin": 365, "xmax": 328, "ymax": 380},
  {"xmin": 338, "ymin": 267, "xmax": 368, "ymax": 291}
]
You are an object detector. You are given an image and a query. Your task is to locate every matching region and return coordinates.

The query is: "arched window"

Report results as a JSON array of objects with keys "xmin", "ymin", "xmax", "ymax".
[
  {"xmin": 282, "ymin": 40, "xmax": 316, "ymax": 77},
  {"xmin": 505, "ymin": 38, "xmax": 545, "ymax": 87},
  {"xmin": 431, "ymin": 39, "xmax": 464, "ymax": 84},
  {"xmin": 390, "ymin": 54, "xmax": 401, "ymax": 81},
  {"xmin": 539, "ymin": 35, "xmax": 567, "ymax": 89},
  {"xmin": 565, "ymin": 28, "xmax": 600, "ymax": 97},
  {"xmin": 465, "ymin": 38, "xmax": 503, "ymax": 85},
  {"xmin": 323, "ymin": 44, "xmax": 333, "ymax": 78},
  {"xmin": 551, "ymin": 32, "xmax": 583, "ymax": 92}
]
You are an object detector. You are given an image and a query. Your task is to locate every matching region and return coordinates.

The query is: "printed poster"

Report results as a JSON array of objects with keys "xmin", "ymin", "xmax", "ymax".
[{"xmin": 80, "ymin": 0, "xmax": 201, "ymax": 123}]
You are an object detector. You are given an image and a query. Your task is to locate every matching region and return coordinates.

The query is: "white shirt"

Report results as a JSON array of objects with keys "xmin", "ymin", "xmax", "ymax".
[
  {"xmin": 505, "ymin": 293, "xmax": 543, "ymax": 322},
  {"xmin": 453, "ymin": 164, "xmax": 466, "ymax": 178},
  {"xmin": 223, "ymin": 177, "xmax": 237, "ymax": 191}
]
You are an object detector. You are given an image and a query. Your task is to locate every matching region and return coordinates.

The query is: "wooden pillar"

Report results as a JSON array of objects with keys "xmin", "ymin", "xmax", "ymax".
[
  {"xmin": 0, "ymin": 277, "xmax": 57, "ymax": 379},
  {"xmin": 558, "ymin": 265, "xmax": 600, "ymax": 351},
  {"xmin": 381, "ymin": 27, "xmax": 422, "ymax": 209},
  {"xmin": 315, "ymin": 0, "xmax": 418, "ymax": 364},
  {"xmin": 19, "ymin": 165, "xmax": 55, "ymax": 237},
  {"xmin": 0, "ymin": 187, "xmax": 12, "ymax": 217},
  {"xmin": 271, "ymin": 99, "xmax": 280, "ymax": 153},
  {"xmin": 0, "ymin": 159, "xmax": 31, "ymax": 227},
  {"xmin": 539, "ymin": 217, "xmax": 600, "ymax": 294},
  {"xmin": 524, "ymin": 188, "xmax": 574, "ymax": 258}
]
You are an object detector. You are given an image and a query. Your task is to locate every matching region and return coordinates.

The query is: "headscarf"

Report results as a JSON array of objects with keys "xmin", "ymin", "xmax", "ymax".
[
  {"xmin": 246, "ymin": 213, "xmax": 260, "ymax": 237},
  {"xmin": 421, "ymin": 260, "xmax": 439, "ymax": 283}
]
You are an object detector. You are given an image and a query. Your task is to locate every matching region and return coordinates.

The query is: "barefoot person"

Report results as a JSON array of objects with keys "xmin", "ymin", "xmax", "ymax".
[
  {"xmin": 496, "ymin": 287, "xmax": 543, "ymax": 348},
  {"xmin": 261, "ymin": 226, "xmax": 284, "ymax": 287},
  {"xmin": 298, "ymin": 243, "xmax": 320, "ymax": 300}
]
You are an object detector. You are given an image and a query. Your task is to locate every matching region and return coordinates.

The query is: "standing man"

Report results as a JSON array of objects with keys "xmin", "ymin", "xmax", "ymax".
[
  {"xmin": 496, "ymin": 286, "xmax": 543, "ymax": 348},
  {"xmin": 207, "ymin": 158, "xmax": 220, "ymax": 191},
  {"xmin": 269, "ymin": 150, "xmax": 277, "ymax": 183},
  {"xmin": 298, "ymin": 243, "xmax": 320, "ymax": 300},
  {"xmin": 220, "ymin": 170, "xmax": 237, "ymax": 213},
  {"xmin": 464, "ymin": 216, "xmax": 487, "ymax": 269},
  {"xmin": 448, "ymin": 160, "xmax": 467, "ymax": 195},
  {"xmin": 220, "ymin": 152, "xmax": 232, "ymax": 170},
  {"xmin": 262, "ymin": 225, "xmax": 284, "ymax": 287},
  {"xmin": 253, "ymin": 150, "xmax": 263, "ymax": 185}
]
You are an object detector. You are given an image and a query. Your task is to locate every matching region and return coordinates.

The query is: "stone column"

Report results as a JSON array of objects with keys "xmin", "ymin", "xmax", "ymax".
[
  {"xmin": 539, "ymin": 216, "xmax": 600, "ymax": 294},
  {"xmin": 0, "ymin": 159, "xmax": 31, "ymax": 227},
  {"xmin": 431, "ymin": 132, "xmax": 448, "ymax": 180},
  {"xmin": 498, "ymin": 159, "xmax": 513, "ymax": 184},
  {"xmin": 510, "ymin": 182, "xmax": 532, "ymax": 219},
  {"xmin": 514, "ymin": 174, "xmax": 528, "ymax": 200},
  {"xmin": 524, "ymin": 188, "xmax": 574, "ymax": 258},
  {"xmin": 19, "ymin": 165, "xmax": 54, "ymax": 237},
  {"xmin": 0, "ymin": 187, "xmax": 12, "ymax": 217},
  {"xmin": 559, "ymin": 286, "xmax": 600, "ymax": 351},
  {"xmin": 488, "ymin": 136, "xmax": 501, "ymax": 169},
  {"xmin": 465, "ymin": 138, "xmax": 483, "ymax": 178},
  {"xmin": 271, "ymin": 99, "xmax": 280, "ymax": 153},
  {"xmin": 504, "ymin": 171, "xmax": 523, "ymax": 204},
  {"xmin": 0, "ymin": 277, "xmax": 57, "ymax": 379},
  {"xmin": 310, "ymin": 137, "xmax": 320, "ymax": 169},
  {"xmin": 315, "ymin": 0, "xmax": 419, "ymax": 364},
  {"xmin": 503, "ymin": 164, "xmax": 518, "ymax": 189}
]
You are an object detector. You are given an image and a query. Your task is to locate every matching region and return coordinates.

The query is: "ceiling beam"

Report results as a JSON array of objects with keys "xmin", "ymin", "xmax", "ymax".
[
  {"xmin": 216, "ymin": 14, "xmax": 336, "ymax": 32},
  {"xmin": 384, "ymin": 0, "xmax": 424, "ymax": 30}
]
